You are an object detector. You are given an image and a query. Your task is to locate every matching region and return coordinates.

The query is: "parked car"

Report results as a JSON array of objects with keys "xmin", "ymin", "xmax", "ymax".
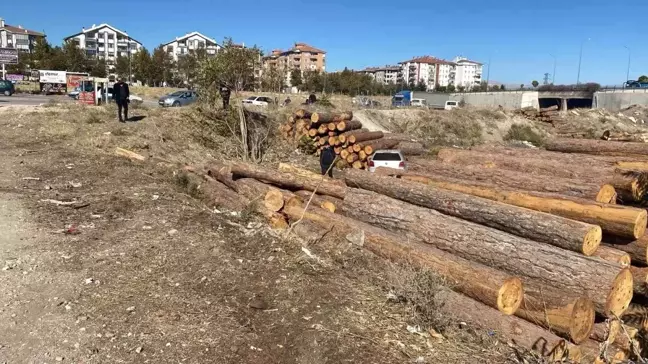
[
  {"xmin": 411, "ymin": 98, "xmax": 428, "ymax": 107},
  {"xmin": 242, "ymin": 96, "xmax": 273, "ymax": 107},
  {"xmin": 0, "ymin": 80, "xmax": 16, "ymax": 96},
  {"xmin": 367, "ymin": 149, "xmax": 406, "ymax": 173},
  {"xmin": 159, "ymin": 90, "xmax": 199, "ymax": 107},
  {"xmin": 444, "ymin": 100, "xmax": 459, "ymax": 110}
]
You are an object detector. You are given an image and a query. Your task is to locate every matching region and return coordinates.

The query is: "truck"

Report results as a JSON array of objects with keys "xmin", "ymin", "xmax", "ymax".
[{"xmin": 391, "ymin": 90, "xmax": 457, "ymax": 110}]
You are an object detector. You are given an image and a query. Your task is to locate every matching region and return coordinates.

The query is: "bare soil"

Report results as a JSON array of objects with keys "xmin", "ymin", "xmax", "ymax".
[{"xmin": 0, "ymin": 102, "xmax": 520, "ymax": 363}]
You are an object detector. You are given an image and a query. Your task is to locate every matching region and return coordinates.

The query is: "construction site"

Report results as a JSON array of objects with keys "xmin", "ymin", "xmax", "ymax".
[{"xmin": 3, "ymin": 95, "xmax": 648, "ymax": 363}]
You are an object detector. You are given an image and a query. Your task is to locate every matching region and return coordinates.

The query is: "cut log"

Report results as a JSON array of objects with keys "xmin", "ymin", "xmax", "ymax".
[
  {"xmin": 386, "ymin": 175, "xmax": 645, "ymax": 239},
  {"xmin": 338, "ymin": 135, "xmax": 346, "ymax": 144},
  {"xmin": 590, "ymin": 319, "xmax": 621, "ymax": 343},
  {"xmin": 629, "ymin": 266, "xmax": 648, "ymax": 296},
  {"xmin": 328, "ymin": 136, "xmax": 337, "ymax": 146},
  {"xmin": 282, "ymin": 204, "xmax": 524, "ymax": 314},
  {"xmin": 361, "ymin": 138, "xmax": 399, "ymax": 155},
  {"xmin": 336, "ymin": 119, "xmax": 363, "ymax": 132},
  {"xmin": 408, "ymin": 158, "xmax": 617, "ymax": 203},
  {"xmin": 346, "ymin": 153, "xmax": 359, "ymax": 164},
  {"xmin": 346, "ymin": 131, "xmax": 384, "ymax": 145},
  {"xmin": 339, "ymin": 128, "xmax": 369, "ymax": 137},
  {"xmin": 264, "ymin": 189, "xmax": 286, "ymax": 212},
  {"xmin": 278, "ymin": 163, "xmax": 345, "ymax": 185},
  {"xmin": 233, "ymin": 178, "xmax": 289, "ymax": 229},
  {"xmin": 294, "ymin": 109, "xmax": 311, "ymax": 119},
  {"xmin": 610, "ymin": 168, "xmax": 648, "ymax": 203},
  {"xmin": 591, "ymin": 246, "xmax": 631, "ymax": 267},
  {"xmin": 340, "ymin": 150, "xmax": 349, "ymax": 160},
  {"xmin": 308, "ymin": 128, "xmax": 318, "ymax": 137},
  {"xmin": 317, "ymin": 125, "xmax": 328, "ymax": 135},
  {"xmin": 344, "ymin": 170, "xmax": 603, "ymax": 256},
  {"xmin": 338, "ymin": 185, "xmax": 633, "ymax": 317},
  {"xmin": 431, "ymin": 290, "xmax": 582, "ymax": 362},
  {"xmin": 396, "ymin": 141, "xmax": 425, "ymax": 156},
  {"xmin": 333, "ymin": 147, "xmax": 342, "ymax": 155},
  {"xmin": 115, "ymin": 147, "xmax": 146, "ymax": 161},
  {"xmin": 294, "ymin": 190, "xmax": 341, "ymax": 213},
  {"xmin": 352, "ymin": 144, "xmax": 362, "ymax": 153},
  {"xmin": 471, "ymin": 145, "xmax": 647, "ymax": 164},
  {"xmin": 178, "ymin": 171, "xmax": 248, "ymax": 212},
  {"xmin": 311, "ymin": 111, "xmax": 353, "ymax": 124},
  {"xmin": 603, "ymin": 236, "xmax": 648, "ymax": 266},
  {"xmin": 358, "ymin": 150, "xmax": 367, "ymax": 161},
  {"xmin": 230, "ymin": 162, "xmax": 347, "ymax": 199},
  {"xmin": 546, "ymin": 138, "xmax": 648, "ymax": 156},
  {"xmin": 352, "ymin": 161, "xmax": 363, "ymax": 169},
  {"xmin": 617, "ymin": 161, "xmax": 648, "ymax": 171},
  {"xmin": 541, "ymin": 105, "xmax": 559, "ymax": 112},
  {"xmin": 327, "ymin": 122, "xmax": 336, "ymax": 131},
  {"xmin": 205, "ymin": 162, "xmax": 240, "ymax": 192}
]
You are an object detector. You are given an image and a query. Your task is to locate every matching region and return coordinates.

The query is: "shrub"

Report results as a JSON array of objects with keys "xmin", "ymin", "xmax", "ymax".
[{"xmin": 505, "ymin": 124, "xmax": 545, "ymax": 146}]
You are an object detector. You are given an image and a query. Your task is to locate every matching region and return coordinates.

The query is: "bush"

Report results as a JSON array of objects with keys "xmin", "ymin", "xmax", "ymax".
[{"xmin": 505, "ymin": 124, "xmax": 545, "ymax": 146}]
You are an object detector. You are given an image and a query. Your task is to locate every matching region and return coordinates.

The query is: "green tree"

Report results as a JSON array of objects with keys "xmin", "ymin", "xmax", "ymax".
[
  {"xmin": 447, "ymin": 84, "xmax": 456, "ymax": 93},
  {"xmin": 290, "ymin": 69, "xmax": 302, "ymax": 88},
  {"xmin": 414, "ymin": 80, "xmax": 427, "ymax": 91},
  {"xmin": 62, "ymin": 40, "xmax": 89, "ymax": 72},
  {"xmin": 132, "ymin": 49, "xmax": 153, "ymax": 85},
  {"xmin": 638, "ymin": 75, "xmax": 648, "ymax": 83},
  {"xmin": 115, "ymin": 56, "xmax": 130, "ymax": 80},
  {"xmin": 261, "ymin": 67, "xmax": 286, "ymax": 92},
  {"xmin": 500, "ymin": 84, "xmax": 506, "ymax": 90},
  {"xmin": 150, "ymin": 46, "xmax": 174, "ymax": 86},
  {"xmin": 531, "ymin": 80, "xmax": 539, "ymax": 88},
  {"xmin": 457, "ymin": 85, "xmax": 466, "ymax": 92},
  {"xmin": 88, "ymin": 58, "xmax": 107, "ymax": 77},
  {"xmin": 196, "ymin": 38, "xmax": 261, "ymax": 95},
  {"xmin": 302, "ymin": 70, "xmax": 323, "ymax": 92}
]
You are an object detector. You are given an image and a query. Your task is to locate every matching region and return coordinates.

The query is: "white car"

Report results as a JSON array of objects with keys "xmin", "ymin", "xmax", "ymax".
[
  {"xmin": 444, "ymin": 100, "xmax": 459, "ymax": 110},
  {"xmin": 367, "ymin": 150, "xmax": 406, "ymax": 173},
  {"xmin": 242, "ymin": 96, "xmax": 273, "ymax": 107},
  {"xmin": 411, "ymin": 98, "xmax": 428, "ymax": 107}
]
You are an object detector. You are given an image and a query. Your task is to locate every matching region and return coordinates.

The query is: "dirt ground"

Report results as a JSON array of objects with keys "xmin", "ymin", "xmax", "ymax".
[{"xmin": 0, "ymin": 102, "xmax": 523, "ymax": 363}]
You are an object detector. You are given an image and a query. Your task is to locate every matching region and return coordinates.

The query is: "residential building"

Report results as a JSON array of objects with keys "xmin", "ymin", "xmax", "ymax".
[
  {"xmin": 0, "ymin": 18, "xmax": 46, "ymax": 53},
  {"xmin": 262, "ymin": 42, "xmax": 326, "ymax": 87},
  {"xmin": 398, "ymin": 56, "xmax": 456, "ymax": 90},
  {"xmin": 64, "ymin": 24, "xmax": 143, "ymax": 73},
  {"xmin": 453, "ymin": 56, "xmax": 483, "ymax": 89},
  {"xmin": 161, "ymin": 32, "xmax": 221, "ymax": 62},
  {"xmin": 359, "ymin": 65, "xmax": 400, "ymax": 85}
]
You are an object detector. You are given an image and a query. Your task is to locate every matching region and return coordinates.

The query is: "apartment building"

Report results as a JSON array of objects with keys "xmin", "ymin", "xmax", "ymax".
[
  {"xmin": 262, "ymin": 42, "xmax": 326, "ymax": 86},
  {"xmin": 161, "ymin": 32, "xmax": 220, "ymax": 61},
  {"xmin": 398, "ymin": 56, "xmax": 456, "ymax": 90},
  {"xmin": 359, "ymin": 65, "xmax": 400, "ymax": 85},
  {"xmin": 0, "ymin": 18, "xmax": 46, "ymax": 53},
  {"xmin": 453, "ymin": 56, "xmax": 483, "ymax": 89},
  {"xmin": 64, "ymin": 24, "xmax": 143, "ymax": 71}
]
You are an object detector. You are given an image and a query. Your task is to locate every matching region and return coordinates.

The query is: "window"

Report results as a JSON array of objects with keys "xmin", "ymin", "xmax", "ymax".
[{"xmin": 371, "ymin": 152, "xmax": 403, "ymax": 161}]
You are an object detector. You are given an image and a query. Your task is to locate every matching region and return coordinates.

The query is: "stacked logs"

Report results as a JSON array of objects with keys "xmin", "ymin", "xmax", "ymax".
[
  {"xmin": 279, "ymin": 109, "xmax": 423, "ymax": 169},
  {"xmin": 517, "ymin": 105, "xmax": 562, "ymax": 123},
  {"xmin": 184, "ymin": 157, "xmax": 648, "ymax": 362}
]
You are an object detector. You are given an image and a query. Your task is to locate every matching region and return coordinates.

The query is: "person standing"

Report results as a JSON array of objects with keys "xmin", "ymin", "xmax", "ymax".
[
  {"xmin": 219, "ymin": 84, "xmax": 231, "ymax": 109},
  {"xmin": 319, "ymin": 145, "xmax": 336, "ymax": 178},
  {"xmin": 113, "ymin": 78, "xmax": 130, "ymax": 122}
]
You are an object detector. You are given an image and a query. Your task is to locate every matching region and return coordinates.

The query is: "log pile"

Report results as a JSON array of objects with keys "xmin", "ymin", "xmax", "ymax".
[
  {"xmin": 180, "ymin": 155, "xmax": 648, "ymax": 362},
  {"xmin": 279, "ymin": 109, "xmax": 424, "ymax": 169},
  {"xmin": 517, "ymin": 105, "xmax": 562, "ymax": 124}
]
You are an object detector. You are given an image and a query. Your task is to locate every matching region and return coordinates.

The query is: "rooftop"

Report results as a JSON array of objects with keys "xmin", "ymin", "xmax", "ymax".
[
  {"xmin": 64, "ymin": 23, "xmax": 141, "ymax": 44},
  {"xmin": 2, "ymin": 23, "xmax": 45, "ymax": 37},
  {"xmin": 162, "ymin": 31, "xmax": 219, "ymax": 46},
  {"xmin": 399, "ymin": 55, "xmax": 456, "ymax": 66}
]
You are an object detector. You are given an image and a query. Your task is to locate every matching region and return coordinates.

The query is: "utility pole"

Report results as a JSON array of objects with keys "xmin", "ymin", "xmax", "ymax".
[
  {"xmin": 624, "ymin": 45, "xmax": 631, "ymax": 87},
  {"xmin": 485, "ymin": 55, "xmax": 492, "ymax": 90},
  {"xmin": 550, "ymin": 54, "xmax": 556, "ymax": 84},
  {"xmin": 127, "ymin": 35, "xmax": 132, "ymax": 83}
]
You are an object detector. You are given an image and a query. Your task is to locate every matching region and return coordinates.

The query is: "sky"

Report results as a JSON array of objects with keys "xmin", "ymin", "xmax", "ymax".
[{"xmin": 3, "ymin": 0, "xmax": 647, "ymax": 86}]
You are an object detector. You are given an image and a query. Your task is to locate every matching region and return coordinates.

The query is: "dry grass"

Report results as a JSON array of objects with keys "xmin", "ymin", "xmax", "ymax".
[
  {"xmin": 131, "ymin": 85, "xmax": 184, "ymax": 100},
  {"xmin": 505, "ymin": 124, "xmax": 547, "ymax": 146}
]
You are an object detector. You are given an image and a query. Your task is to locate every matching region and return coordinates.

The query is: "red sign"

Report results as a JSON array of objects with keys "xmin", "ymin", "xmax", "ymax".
[
  {"xmin": 67, "ymin": 75, "xmax": 88, "ymax": 92},
  {"xmin": 79, "ymin": 91, "xmax": 95, "ymax": 105}
]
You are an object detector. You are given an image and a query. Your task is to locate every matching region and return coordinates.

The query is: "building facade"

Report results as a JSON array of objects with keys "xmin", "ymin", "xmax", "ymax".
[
  {"xmin": 359, "ymin": 65, "xmax": 400, "ymax": 85},
  {"xmin": 398, "ymin": 56, "xmax": 456, "ymax": 90},
  {"xmin": 453, "ymin": 56, "xmax": 483, "ymax": 89},
  {"xmin": 161, "ymin": 32, "xmax": 220, "ymax": 62},
  {"xmin": 64, "ymin": 24, "xmax": 143, "ymax": 74},
  {"xmin": 0, "ymin": 18, "xmax": 46, "ymax": 53},
  {"xmin": 262, "ymin": 43, "xmax": 326, "ymax": 87}
]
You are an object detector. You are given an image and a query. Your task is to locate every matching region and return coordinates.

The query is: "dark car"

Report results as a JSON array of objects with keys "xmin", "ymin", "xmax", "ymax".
[{"xmin": 0, "ymin": 80, "xmax": 15, "ymax": 96}]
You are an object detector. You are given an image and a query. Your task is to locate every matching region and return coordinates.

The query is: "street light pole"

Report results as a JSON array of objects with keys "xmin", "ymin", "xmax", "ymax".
[
  {"xmin": 624, "ymin": 45, "xmax": 631, "ymax": 87},
  {"xmin": 550, "ymin": 54, "xmax": 556, "ymax": 84},
  {"xmin": 486, "ymin": 55, "xmax": 491, "ymax": 89},
  {"xmin": 576, "ymin": 38, "xmax": 590, "ymax": 84},
  {"xmin": 128, "ymin": 35, "xmax": 132, "ymax": 84}
]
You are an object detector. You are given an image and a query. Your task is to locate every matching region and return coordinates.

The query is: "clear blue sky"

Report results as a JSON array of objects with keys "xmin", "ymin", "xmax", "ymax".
[{"xmin": 3, "ymin": 0, "xmax": 647, "ymax": 85}]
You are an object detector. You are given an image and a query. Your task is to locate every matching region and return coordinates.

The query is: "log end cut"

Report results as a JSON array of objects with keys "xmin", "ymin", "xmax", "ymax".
[
  {"xmin": 582, "ymin": 226, "xmax": 603, "ymax": 256},
  {"xmin": 497, "ymin": 277, "xmax": 524, "ymax": 315},
  {"xmin": 321, "ymin": 201, "xmax": 336, "ymax": 213},
  {"xmin": 633, "ymin": 209, "xmax": 648, "ymax": 239},
  {"xmin": 606, "ymin": 268, "xmax": 633, "ymax": 317},
  {"xmin": 264, "ymin": 190, "xmax": 285, "ymax": 212},
  {"xmin": 571, "ymin": 298, "xmax": 597, "ymax": 344},
  {"xmin": 596, "ymin": 184, "xmax": 617, "ymax": 204}
]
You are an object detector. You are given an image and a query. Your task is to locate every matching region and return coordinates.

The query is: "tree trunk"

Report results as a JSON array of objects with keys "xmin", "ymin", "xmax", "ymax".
[
  {"xmin": 282, "ymin": 204, "xmax": 524, "ymax": 315},
  {"xmin": 591, "ymin": 246, "xmax": 631, "ymax": 267},
  {"xmin": 396, "ymin": 142, "xmax": 426, "ymax": 155},
  {"xmin": 336, "ymin": 119, "xmax": 363, "ymax": 133},
  {"xmin": 232, "ymin": 178, "xmax": 288, "ymax": 229},
  {"xmin": 344, "ymin": 170, "xmax": 603, "ymax": 256},
  {"xmin": 545, "ymin": 138, "xmax": 648, "ymax": 156},
  {"xmin": 346, "ymin": 153, "xmax": 359, "ymax": 164},
  {"xmin": 339, "ymin": 128, "xmax": 369, "ymax": 137},
  {"xmin": 278, "ymin": 163, "xmax": 345, "ymax": 185},
  {"xmin": 230, "ymin": 162, "xmax": 347, "ymax": 199},
  {"xmin": 361, "ymin": 138, "xmax": 399, "ymax": 155},
  {"xmin": 178, "ymin": 170, "xmax": 248, "ymax": 212},
  {"xmin": 471, "ymin": 145, "xmax": 646, "ymax": 164},
  {"xmin": 610, "ymin": 168, "xmax": 648, "ymax": 203},
  {"xmin": 603, "ymin": 235, "xmax": 648, "ymax": 266},
  {"xmin": 408, "ymin": 158, "xmax": 616, "ymax": 203},
  {"xmin": 311, "ymin": 111, "xmax": 353, "ymax": 124},
  {"xmin": 294, "ymin": 109, "xmax": 311, "ymax": 119},
  {"xmin": 205, "ymin": 162, "xmax": 240, "ymax": 192},
  {"xmin": 386, "ymin": 174, "xmax": 645, "ymax": 239},
  {"xmin": 590, "ymin": 319, "xmax": 621, "ymax": 343},
  {"xmin": 339, "ymin": 186, "xmax": 633, "ymax": 317},
  {"xmin": 617, "ymin": 161, "xmax": 648, "ymax": 171},
  {"xmin": 293, "ymin": 190, "xmax": 341, "ymax": 213},
  {"xmin": 308, "ymin": 128, "xmax": 318, "ymax": 137},
  {"xmin": 629, "ymin": 266, "xmax": 648, "ymax": 296},
  {"xmin": 346, "ymin": 131, "xmax": 384, "ymax": 144},
  {"xmin": 431, "ymin": 290, "xmax": 582, "ymax": 362}
]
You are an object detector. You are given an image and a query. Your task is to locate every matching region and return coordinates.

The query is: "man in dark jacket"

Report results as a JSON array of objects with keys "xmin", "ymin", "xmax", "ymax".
[
  {"xmin": 219, "ymin": 84, "xmax": 231, "ymax": 109},
  {"xmin": 113, "ymin": 78, "xmax": 130, "ymax": 122},
  {"xmin": 319, "ymin": 145, "xmax": 336, "ymax": 178}
]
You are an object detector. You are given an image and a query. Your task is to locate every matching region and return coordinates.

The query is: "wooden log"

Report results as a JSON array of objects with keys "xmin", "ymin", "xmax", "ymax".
[
  {"xmin": 333, "ymin": 147, "xmax": 342, "ymax": 155},
  {"xmin": 352, "ymin": 161, "xmax": 363, "ymax": 169},
  {"xmin": 361, "ymin": 138, "xmax": 399, "ymax": 156},
  {"xmin": 335, "ymin": 159, "xmax": 349, "ymax": 170},
  {"xmin": 205, "ymin": 162, "xmax": 240, "ymax": 192},
  {"xmin": 317, "ymin": 125, "xmax": 328, "ymax": 135},
  {"xmin": 339, "ymin": 128, "xmax": 369, "ymax": 138},
  {"xmin": 115, "ymin": 147, "xmax": 146, "ymax": 161},
  {"xmin": 592, "ymin": 246, "xmax": 631, "ymax": 267},
  {"xmin": 327, "ymin": 122, "xmax": 336, "ymax": 131},
  {"xmin": 388, "ymin": 175, "xmax": 645, "ymax": 239},
  {"xmin": 338, "ymin": 135, "xmax": 346, "ymax": 144},
  {"xmin": 294, "ymin": 109, "xmax": 311, "ymax": 119},
  {"xmin": 358, "ymin": 150, "xmax": 367, "ymax": 161},
  {"xmin": 540, "ymin": 105, "xmax": 559, "ymax": 112},
  {"xmin": 282, "ymin": 204, "xmax": 524, "ymax": 314},
  {"xmin": 545, "ymin": 138, "xmax": 648, "ymax": 157},
  {"xmin": 264, "ymin": 189, "xmax": 286, "ymax": 212},
  {"xmin": 336, "ymin": 119, "xmax": 363, "ymax": 132},
  {"xmin": 233, "ymin": 178, "xmax": 288, "ymax": 229},
  {"xmin": 230, "ymin": 162, "xmax": 346, "ymax": 199},
  {"xmin": 471, "ymin": 145, "xmax": 647, "ymax": 164},
  {"xmin": 603, "ymin": 236, "xmax": 648, "ymax": 266},
  {"xmin": 278, "ymin": 163, "xmax": 345, "ymax": 185},
  {"xmin": 617, "ymin": 161, "xmax": 648, "ymax": 171},
  {"xmin": 620, "ymin": 304, "xmax": 648, "ymax": 331},
  {"xmin": 340, "ymin": 150, "xmax": 349, "ymax": 160},
  {"xmin": 346, "ymin": 131, "xmax": 384, "ymax": 144},
  {"xmin": 409, "ymin": 158, "xmax": 617, "ymax": 203},
  {"xmin": 308, "ymin": 128, "xmax": 318, "ymax": 137},
  {"xmin": 293, "ymin": 190, "xmax": 341, "ymax": 214},
  {"xmin": 629, "ymin": 266, "xmax": 648, "ymax": 296},
  {"xmin": 396, "ymin": 141, "xmax": 425, "ymax": 156},
  {"xmin": 311, "ymin": 111, "xmax": 353, "ymax": 124},
  {"xmin": 178, "ymin": 170, "xmax": 248, "ymax": 211},
  {"xmin": 352, "ymin": 144, "xmax": 361, "ymax": 153},
  {"xmin": 327, "ymin": 131, "xmax": 336, "ymax": 137},
  {"xmin": 590, "ymin": 319, "xmax": 621, "ymax": 343},
  {"xmin": 344, "ymin": 170, "xmax": 603, "ymax": 256},
  {"xmin": 328, "ymin": 136, "xmax": 337, "ymax": 146},
  {"xmin": 346, "ymin": 153, "xmax": 359, "ymax": 164},
  {"xmin": 339, "ymin": 185, "xmax": 633, "ymax": 317},
  {"xmin": 610, "ymin": 168, "xmax": 648, "ymax": 203}
]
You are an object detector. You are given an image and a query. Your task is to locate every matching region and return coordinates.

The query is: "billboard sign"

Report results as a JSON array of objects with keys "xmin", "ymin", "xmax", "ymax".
[
  {"xmin": 0, "ymin": 48, "xmax": 19, "ymax": 65},
  {"xmin": 5, "ymin": 74, "xmax": 24, "ymax": 82},
  {"xmin": 39, "ymin": 70, "xmax": 67, "ymax": 84}
]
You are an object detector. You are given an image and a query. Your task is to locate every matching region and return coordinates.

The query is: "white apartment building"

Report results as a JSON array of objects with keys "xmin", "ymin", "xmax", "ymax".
[
  {"xmin": 0, "ymin": 18, "xmax": 46, "ymax": 53},
  {"xmin": 453, "ymin": 56, "xmax": 483, "ymax": 89},
  {"xmin": 64, "ymin": 24, "xmax": 143, "ymax": 71},
  {"xmin": 161, "ymin": 32, "xmax": 220, "ymax": 62},
  {"xmin": 359, "ymin": 65, "xmax": 400, "ymax": 85},
  {"xmin": 399, "ymin": 56, "xmax": 456, "ymax": 90}
]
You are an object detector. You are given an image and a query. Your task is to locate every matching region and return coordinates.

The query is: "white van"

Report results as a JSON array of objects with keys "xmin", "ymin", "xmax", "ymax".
[
  {"xmin": 411, "ymin": 98, "xmax": 428, "ymax": 107},
  {"xmin": 445, "ymin": 100, "xmax": 459, "ymax": 110}
]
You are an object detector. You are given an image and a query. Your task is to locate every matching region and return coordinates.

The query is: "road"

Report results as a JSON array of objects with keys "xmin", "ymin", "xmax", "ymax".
[{"xmin": 0, "ymin": 94, "xmax": 70, "ymax": 106}]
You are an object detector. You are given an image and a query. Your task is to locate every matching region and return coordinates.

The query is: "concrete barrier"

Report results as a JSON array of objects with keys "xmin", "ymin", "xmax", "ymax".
[
  {"xmin": 450, "ymin": 91, "xmax": 539, "ymax": 110},
  {"xmin": 593, "ymin": 90, "xmax": 648, "ymax": 110}
]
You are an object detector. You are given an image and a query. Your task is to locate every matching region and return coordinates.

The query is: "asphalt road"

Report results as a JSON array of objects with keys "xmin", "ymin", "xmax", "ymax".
[{"xmin": 0, "ymin": 94, "xmax": 70, "ymax": 106}]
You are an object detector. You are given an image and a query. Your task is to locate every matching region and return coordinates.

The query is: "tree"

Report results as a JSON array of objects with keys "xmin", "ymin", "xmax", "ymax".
[
  {"xmin": 638, "ymin": 75, "xmax": 648, "ymax": 83},
  {"xmin": 414, "ymin": 80, "xmax": 427, "ymax": 92},
  {"xmin": 88, "ymin": 58, "xmax": 107, "ymax": 77},
  {"xmin": 196, "ymin": 38, "xmax": 260, "ymax": 94},
  {"xmin": 62, "ymin": 40, "xmax": 89, "ymax": 72},
  {"xmin": 115, "ymin": 56, "xmax": 130, "ymax": 80},
  {"xmin": 520, "ymin": 84, "xmax": 525, "ymax": 90},
  {"xmin": 457, "ymin": 85, "xmax": 466, "ymax": 92},
  {"xmin": 150, "ymin": 46, "xmax": 174, "ymax": 86},
  {"xmin": 447, "ymin": 84, "xmax": 456, "ymax": 93},
  {"xmin": 261, "ymin": 66, "xmax": 285, "ymax": 92},
  {"xmin": 290, "ymin": 69, "xmax": 302, "ymax": 88},
  {"xmin": 491, "ymin": 85, "xmax": 500, "ymax": 91},
  {"xmin": 500, "ymin": 84, "xmax": 506, "ymax": 91},
  {"xmin": 302, "ymin": 70, "xmax": 322, "ymax": 93},
  {"xmin": 132, "ymin": 49, "xmax": 153, "ymax": 85},
  {"xmin": 531, "ymin": 80, "xmax": 539, "ymax": 88}
]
